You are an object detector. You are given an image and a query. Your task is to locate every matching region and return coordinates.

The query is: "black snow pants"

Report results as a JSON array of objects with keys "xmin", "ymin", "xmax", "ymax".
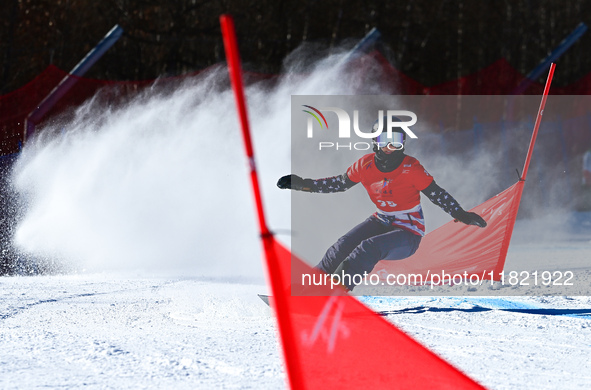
[{"xmin": 316, "ymin": 215, "xmax": 422, "ymax": 290}]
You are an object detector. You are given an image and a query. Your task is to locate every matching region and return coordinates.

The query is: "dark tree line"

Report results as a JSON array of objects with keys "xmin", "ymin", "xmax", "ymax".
[{"xmin": 2, "ymin": 0, "xmax": 591, "ymax": 95}]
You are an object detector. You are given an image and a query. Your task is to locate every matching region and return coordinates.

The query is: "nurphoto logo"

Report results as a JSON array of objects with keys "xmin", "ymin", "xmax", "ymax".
[{"xmin": 302, "ymin": 106, "xmax": 418, "ymax": 150}]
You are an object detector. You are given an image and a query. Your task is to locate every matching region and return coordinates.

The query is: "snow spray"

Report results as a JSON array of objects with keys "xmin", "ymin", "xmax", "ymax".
[{"xmin": 10, "ymin": 46, "xmax": 383, "ymax": 278}]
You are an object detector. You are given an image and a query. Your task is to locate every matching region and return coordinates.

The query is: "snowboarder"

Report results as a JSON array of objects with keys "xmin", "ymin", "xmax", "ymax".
[{"xmin": 277, "ymin": 116, "xmax": 487, "ymax": 291}]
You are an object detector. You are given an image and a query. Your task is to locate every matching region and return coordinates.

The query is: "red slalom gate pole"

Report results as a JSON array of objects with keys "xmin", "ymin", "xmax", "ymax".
[
  {"xmin": 219, "ymin": 14, "xmax": 305, "ymax": 390},
  {"xmin": 520, "ymin": 63, "xmax": 556, "ymax": 181},
  {"xmin": 492, "ymin": 64, "xmax": 556, "ymax": 278},
  {"xmin": 219, "ymin": 15, "xmax": 269, "ymax": 237}
]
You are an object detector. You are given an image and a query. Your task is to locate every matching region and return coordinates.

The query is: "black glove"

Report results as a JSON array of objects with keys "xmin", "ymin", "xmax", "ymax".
[
  {"xmin": 277, "ymin": 174, "xmax": 307, "ymax": 190},
  {"xmin": 452, "ymin": 209, "xmax": 487, "ymax": 228}
]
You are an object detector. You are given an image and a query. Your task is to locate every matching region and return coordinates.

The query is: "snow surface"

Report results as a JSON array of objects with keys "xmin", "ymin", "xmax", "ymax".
[
  {"xmin": 1, "ymin": 249, "xmax": 591, "ymax": 389},
  {"xmin": 3, "ymin": 226, "xmax": 591, "ymax": 390},
  {"xmin": 0, "ymin": 276, "xmax": 283, "ymax": 389},
  {"xmin": 3, "ymin": 49, "xmax": 591, "ymax": 389}
]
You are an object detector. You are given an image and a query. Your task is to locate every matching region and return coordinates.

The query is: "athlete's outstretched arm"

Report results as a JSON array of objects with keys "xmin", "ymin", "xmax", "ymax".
[
  {"xmin": 277, "ymin": 173, "xmax": 357, "ymax": 193},
  {"xmin": 421, "ymin": 181, "xmax": 487, "ymax": 228}
]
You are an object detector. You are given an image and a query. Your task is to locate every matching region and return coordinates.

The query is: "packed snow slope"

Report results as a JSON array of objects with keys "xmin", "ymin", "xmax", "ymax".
[{"xmin": 1, "ymin": 255, "xmax": 591, "ymax": 389}]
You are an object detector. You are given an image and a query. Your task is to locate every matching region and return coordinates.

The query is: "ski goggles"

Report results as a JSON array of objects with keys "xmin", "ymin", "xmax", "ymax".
[{"xmin": 374, "ymin": 131, "xmax": 405, "ymax": 150}]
